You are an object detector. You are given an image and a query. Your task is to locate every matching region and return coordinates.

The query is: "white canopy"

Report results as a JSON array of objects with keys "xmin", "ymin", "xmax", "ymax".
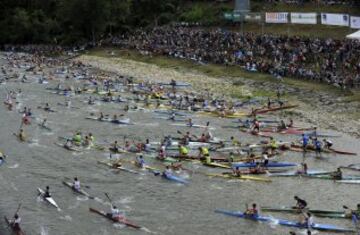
[{"xmin": 346, "ymin": 30, "xmax": 360, "ymax": 40}]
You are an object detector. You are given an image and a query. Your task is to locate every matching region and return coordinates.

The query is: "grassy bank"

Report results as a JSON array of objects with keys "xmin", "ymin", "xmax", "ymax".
[{"xmin": 88, "ymin": 48, "xmax": 347, "ymax": 98}]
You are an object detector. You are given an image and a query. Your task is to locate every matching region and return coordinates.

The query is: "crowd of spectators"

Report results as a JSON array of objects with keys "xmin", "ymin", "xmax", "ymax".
[{"xmin": 109, "ymin": 26, "xmax": 360, "ymax": 88}]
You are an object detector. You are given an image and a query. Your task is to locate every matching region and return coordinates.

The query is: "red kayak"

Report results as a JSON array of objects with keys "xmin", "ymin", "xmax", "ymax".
[
  {"xmin": 251, "ymin": 105, "xmax": 298, "ymax": 115},
  {"xmin": 89, "ymin": 208, "xmax": 141, "ymax": 229},
  {"xmin": 290, "ymin": 144, "xmax": 356, "ymax": 156}
]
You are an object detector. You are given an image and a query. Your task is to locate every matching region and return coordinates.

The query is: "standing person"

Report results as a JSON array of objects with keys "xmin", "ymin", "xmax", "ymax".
[
  {"xmin": 313, "ymin": 138, "xmax": 322, "ymax": 158},
  {"xmin": 301, "ymin": 134, "xmax": 309, "ymax": 151}
]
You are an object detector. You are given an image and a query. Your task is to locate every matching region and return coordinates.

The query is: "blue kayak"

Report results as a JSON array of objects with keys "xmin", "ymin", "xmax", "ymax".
[
  {"xmin": 232, "ymin": 161, "xmax": 297, "ymax": 168},
  {"xmin": 162, "ymin": 174, "xmax": 189, "ymax": 184},
  {"xmin": 215, "ymin": 209, "xmax": 354, "ymax": 233}
]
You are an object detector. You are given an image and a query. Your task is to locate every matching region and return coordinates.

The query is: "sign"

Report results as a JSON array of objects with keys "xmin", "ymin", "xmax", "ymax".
[
  {"xmin": 290, "ymin": 13, "xmax": 317, "ymax": 24},
  {"xmin": 265, "ymin": 12, "xmax": 288, "ymax": 24},
  {"xmin": 244, "ymin": 13, "xmax": 262, "ymax": 22},
  {"xmin": 350, "ymin": 16, "xmax": 360, "ymax": 29},
  {"xmin": 321, "ymin": 13, "xmax": 349, "ymax": 26}
]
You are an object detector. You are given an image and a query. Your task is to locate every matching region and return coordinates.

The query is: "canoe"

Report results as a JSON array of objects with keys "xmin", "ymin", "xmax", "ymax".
[
  {"xmin": 207, "ymin": 173, "xmax": 271, "ymax": 182},
  {"xmin": 215, "ymin": 209, "xmax": 354, "ymax": 232},
  {"xmin": 232, "ymin": 161, "xmax": 297, "ymax": 168},
  {"xmin": 38, "ymin": 188, "xmax": 60, "ymax": 209},
  {"xmin": 97, "ymin": 160, "xmax": 139, "ymax": 174},
  {"xmin": 4, "ymin": 216, "xmax": 25, "ymax": 235},
  {"xmin": 62, "ymin": 181, "xmax": 92, "ymax": 198},
  {"xmin": 203, "ymin": 162, "xmax": 231, "ymax": 169},
  {"xmin": 162, "ymin": 173, "xmax": 189, "ymax": 184},
  {"xmin": 89, "ymin": 207, "xmax": 141, "ymax": 229}
]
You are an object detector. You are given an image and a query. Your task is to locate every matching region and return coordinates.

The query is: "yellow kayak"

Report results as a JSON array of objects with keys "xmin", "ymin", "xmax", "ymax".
[
  {"xmin": 206, "ymin": 173, "xmax": 271, "ymax": 182},
  {"xmin": 203, "ymin": 162, "xmax": 231, "ymax": 169},
  {"xmin": 198, "ymin": 111, "xmax": 247, "ymax": 118}
]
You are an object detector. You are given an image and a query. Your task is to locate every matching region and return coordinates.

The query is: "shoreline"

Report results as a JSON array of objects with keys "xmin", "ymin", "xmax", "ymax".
[{"xmin": 77, "ymin": 48, "xmax": 360, "ymax": 138}]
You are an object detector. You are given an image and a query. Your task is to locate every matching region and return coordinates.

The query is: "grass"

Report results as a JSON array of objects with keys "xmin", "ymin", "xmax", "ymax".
[{"xmin": 88, "ymin": 48, "xmax": 357, "ymax": 101}]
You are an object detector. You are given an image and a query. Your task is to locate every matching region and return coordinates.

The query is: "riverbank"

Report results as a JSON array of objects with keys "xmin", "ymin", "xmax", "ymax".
[{"xmin": 78, "ymin": 48, "xmax": 360, "ymax": 137}]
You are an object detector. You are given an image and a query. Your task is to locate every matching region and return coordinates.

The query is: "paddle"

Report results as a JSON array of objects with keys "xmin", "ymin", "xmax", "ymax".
[
  {"xmin": 105, "ymin": 192, "xmax": 113, "ymax": 206},
  {"xmin": 14, "ymin": 203, "xmax": 21, "ymax": 217}
]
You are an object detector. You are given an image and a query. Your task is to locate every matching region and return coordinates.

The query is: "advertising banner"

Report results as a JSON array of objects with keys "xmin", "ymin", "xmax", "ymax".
[
  {"xmin": 265, "ymin": 12, "xmax": 288, "ymax": 24},
  {"xmin": 290, "ymin": 13, "xmax": 317, "ymax": 24},
  {"xmin": 321, "ymin": 13, "xmax": 349, "ymax": 26}
]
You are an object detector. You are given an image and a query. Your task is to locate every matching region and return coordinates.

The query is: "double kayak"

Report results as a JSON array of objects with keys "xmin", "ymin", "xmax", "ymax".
[
  {"xmin": 38, "ymin": 188, "xmax": 60, "ymax": 210},
  {"xmin": 232, "ymin": 161, "xmax": 297, "ymax": 168},
  {"xmin": 206, "ymin": 173, "xmax": 271, "ymax": 182},
  {"xmin": 89, "ymin": 207, "xmax": 141, "ymax": 229},
  {"xmin": 215, "ymin": 209, "xmax": 354, "ymax": 232},
  {"xmin": 261, "ymin": 206, "xmax": 349, "ymax": 219}
]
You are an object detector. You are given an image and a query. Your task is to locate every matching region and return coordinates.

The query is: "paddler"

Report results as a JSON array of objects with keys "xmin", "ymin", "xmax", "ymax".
[
  {"xmin": 158, "ymin": 145, "xmax": 166, "ymax": 160},
  {"xmin": 313, "ymin": 138, "xmax": 322, "ymax": 157},
  {"xmin": 198, "ymin": 146, "xmax": 210, "ymax": 163},
  {"xmin": 252, "ymin": 118, "xmax": 260, "ymax": 133},
  {"xmin": 73, "ymin": 177, "xmax": 81, "ymax": 191},
  {"xmin": 112, "ymin": 114, "xmax": 118, "ymax": 122},
  {"xmin": 323, "ymin": 139, "xmax": 333, "ymax": 149},
  {"xmin": 301, "ymin": 133, "xmax": 309, "ymax": 151},
  {"xmin": 0, "ymin": 151, "xmax": 6, "ymax": 165},
  {"xmin": 169, "ymin": 112, "xmax": 176, "ymax": 121},
  {"xmin": 287, "ymin": 118, "xmax": 294, "ymax": 127},
  {"xmin": 108, "ymin": 205, "xmax": 123, "ymax": 219},
  {"xmin": 18, "ymin": 129, "xmax": 26, "ymax": 142},
  {"xmin": 41, "ymin": 118, "xmax": 47, "ymax": 127},
  {"xmin": 163, "ymin": 165, "xmax": 172, "ymax": 177},
  {"xmin": 99, "ymin": 112, "xmax": 104, "ymax": 120},
  {"xmin": 297, "ymin": 163, "xmax": 308, "ymax": 175},
  {"xmin": 198, "ymin": 134, "xmax": 207, "ymax": 142},
  {"xmin": 278, "ymin": 120, "xmax": 287, "ymax": 131},
  {"xmin": 268, "ymin": 137, "xmax": 278, "ymax": 155},
  {"xmin": 88, "ymin": 133, "xmax": 95, "ymax": 143},
  {"xmin": 9, "ymin": 214, "xmax": 22, "ymax": 232},
  {"xmin": 144, "ymin": 139, "xmax": 151, "ymax": 152},
  {"xmin": 228, "ymin": 152, "xmax": 235, "ymax": 163},
  {"xmin": 110, "ymin": 141, "xmax": 119, "ymax": 152},
  {"xmin": 230, "ymin": 136, "xmax": 241, "ymax": 146},
  {"xmin": 294, "ymin": 196, "xmax": 307, "ymax": 210},
  {"xmin": 72, "ymin": 132, "xmax": 82, "ymax": 145},
  {"xmin": 187, "ymin": 118, "xmax": 193, "ymax": 127},
  {"xmin": 182, "ymin": 132, "xmax": 191, "ymax": 145},
  {"xmin": 330, "ymin": 168, "xmax": 342, "ymax": 180},
  {"xmin": 245, "ymin": 203, "xmax": 258, "ymax": 216},
  {"xmin": 233, "ymin": 166, "xmax": 242, "ymax": 177},
  {"xmin": 44, "ymin": 186, "xmax": 51, "ymax": 198},
  {"xmin": 178, "ymin": 145, "xmax": 189, "ymax": 157},
  {"xmin": 135, "ymin": 155, "xmax": 145, "ymax": 168},
  {"xmin": 44, "ymin": 103, "xmax": 51, "ymax": 111},
  {"xmin": 345, "ymin": 204, "xmax": 360, "ymax": 219}
]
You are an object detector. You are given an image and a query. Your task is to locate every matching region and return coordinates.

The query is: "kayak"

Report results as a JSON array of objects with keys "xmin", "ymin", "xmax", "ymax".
[
  {"xmin": 154, "ymin": 110, "xmax": 188, "ymax": 117},
  {"xmin": 89, "ymin": 207, "xmax": 141, "ymax": 229},
  {"xmin": 261, "ymin": 206, "xmax": 346, "ymax": 215},
  {"xmin": 207, "ymin": 173, "xmax": 271, "ymax": 182},
  {"xmin": 290, "ymin": 144, "xmax": 355, "ymax": 155},
  {"xmin": 203, "ymin": 162, "xmax": 231, "ymax": 169},
  {"xmin": 232, "ymin": 161, "xmax": 297, "ymax": 168},
  {"xmin": 303, "ymin": 174, "xmax": 360, "ymax": 180},
  {"xmin": 158, "ymin": 81, "xmax": 191, "ymax": 87},
  {"xmin": 239, "ymin": 129, "xmax": 273, "ymax": 138},
  {"xmin": 38, "ymin": 188, "xmax": 60, "ymax": 209},
  {"xmin": 62, "ymin": 181, "xmax": 92, "ymax": 198},
  {"xmin": 97, "ymin": 160, "xmax": 139, "ymax": 174},
  {"xmin": 170, "ymin": 123, "xmax": 215, "ymax": 130},
  {"xmin": 302, "ymin": 131, "xmax": 341, "ymax": 138},
  {"xmin": 85, "ymin": 116, "xmax": 132, "ymax": 125},
  {"xmin": 4, "ymin": 216, "xmax": 25, "ymax": 235},
  {"xmin": 215, "ymin": 209, "xmax": 354, "ymax": 232},
  {"xmin": 336, "ymin": 180, "xmax": 360, "ymax": 184},
  {"xmin": 251, "ymin": 105, "xmax": 298, "ymax": 115},
  {"xmin": 269, "ymin": 170, "xmax": 335, "ymax": 177},
  {"xmin": 162, "ymin": 173, "xmax": 189, "ymax": 184},
  {"xmin": 54, "ymin": 142, "xmax": 82, "ymax": 152}
]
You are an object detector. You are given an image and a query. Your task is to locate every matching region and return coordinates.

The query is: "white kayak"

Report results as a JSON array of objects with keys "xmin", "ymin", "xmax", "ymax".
[
  {"xmin": 38, "ymin": 188, "xmax": 60, "ymax": 209},
  {"xmin": 336, "ymin": 180, "xmax": 360, "ymax": 184}
]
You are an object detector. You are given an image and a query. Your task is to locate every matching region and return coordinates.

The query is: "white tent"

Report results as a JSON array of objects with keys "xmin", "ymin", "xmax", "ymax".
[{"xmin": 346, "ymin": 30, "xmax": 360, "ymax": 40}]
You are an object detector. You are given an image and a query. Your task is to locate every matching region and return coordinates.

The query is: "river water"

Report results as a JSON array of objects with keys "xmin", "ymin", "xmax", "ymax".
[{"xmin": 0, "ymin": 52, "xmax": 359, "ymax": 235}]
